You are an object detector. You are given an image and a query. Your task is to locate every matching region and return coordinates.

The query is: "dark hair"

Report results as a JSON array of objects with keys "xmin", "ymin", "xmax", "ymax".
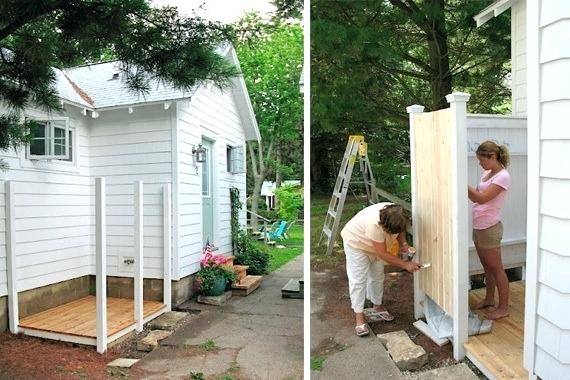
[
  {"xmin": 378, "ymin": 204, "xmax": 409, "ymax": 234},
  {"xmin": 476, "ymin": 140, "xmax": 510, "ymax": 168}
]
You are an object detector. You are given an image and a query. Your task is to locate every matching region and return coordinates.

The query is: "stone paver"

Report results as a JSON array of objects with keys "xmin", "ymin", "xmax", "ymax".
[
  {"xmin": 196, "ymin": 290, "xmax": 232, "ymax": 306},
  {"xmin": 378, "ymin": 330, "xmax": 427, "ymax": 371},
  {"xmin": 131, "ymin": 254, "xmax": 304, "ymax": 380},
  {"xmin": 137, "ymin": 330, "xmax": 172, "ymax": 352},
  {"xmin": 107, "ymin": 358, "xmax": 139, "ymax": 368},
  {"xmin": 146, "ymin": 311, "xmax": 188, "ymax": 331},
  {"xmin": 413, "ymin": 363, "xmax": 479, "ymax": 380}
]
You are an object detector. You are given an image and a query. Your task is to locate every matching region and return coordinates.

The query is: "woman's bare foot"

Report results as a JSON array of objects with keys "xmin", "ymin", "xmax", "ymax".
[
  {"xmin": 473, "ymin": 299, "xmax": 495, "ymax": 310},
  {"xmin": 486, "ymin": 308, "xmax": 509, "ymax": 320}
]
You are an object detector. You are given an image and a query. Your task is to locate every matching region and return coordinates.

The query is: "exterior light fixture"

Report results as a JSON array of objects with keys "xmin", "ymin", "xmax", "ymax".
[{"xmin": 192, "ymin": 143, "xmax": 207, "ymax": 163}]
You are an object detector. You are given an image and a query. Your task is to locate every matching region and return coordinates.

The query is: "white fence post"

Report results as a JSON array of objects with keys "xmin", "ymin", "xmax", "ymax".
[
  {"xmin": 446, "ymin": 92, "xmax": 471, "ymax": 361},
  {"xmin": 96, "ymin": 177, "xmax": 107, "ymax": 353},
  {"xmin": 406, "ymin": 104, "xmax": 425, "ymax": 320},
  {"xmin": 163, "ymin": 183, "xmax": 172, "ymax": 311},
  {"xmin": 5, "ymin": 181, "xmax": 18, "ymax": 334},
  {"xmin": 134, "ymin": 181, "xmax": 144, "ymax": 332}
]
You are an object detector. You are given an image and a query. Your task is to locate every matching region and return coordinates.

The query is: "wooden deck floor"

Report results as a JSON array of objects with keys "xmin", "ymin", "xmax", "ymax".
[
  {"xmin": 19, "ymin": 296, "xmax": 165, "ymax": 338},
  {"xmin": 464, "ymin": 280, "xmax": 527, "ymax": 380}
]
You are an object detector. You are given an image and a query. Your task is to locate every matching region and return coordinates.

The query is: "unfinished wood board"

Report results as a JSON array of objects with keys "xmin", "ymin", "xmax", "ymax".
[
  {"xmin": 232, "ymin": 275, "xmax": 262, "ymax": 296},
  {"xmin": 19, "ymin": 296, "xmax": 165, "ymax": 338},
  {"xmin": 413, "ymin": 108, "xmax": 454, "ymax": 315},
  {"xmin": 464, "ymin": 281, "xmax": 527, "ymax": 379}
]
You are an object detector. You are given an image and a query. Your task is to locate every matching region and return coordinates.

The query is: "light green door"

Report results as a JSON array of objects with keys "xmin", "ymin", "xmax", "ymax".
[{"xmin": 202, "ymin": 139, "xmax": 214, "ymax": 246}]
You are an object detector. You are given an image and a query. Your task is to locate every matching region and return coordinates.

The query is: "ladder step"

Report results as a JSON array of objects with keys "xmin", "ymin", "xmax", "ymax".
[
  {"xmin": 327, "ymin": 210, "xmax": 337, "ymax": 219},
  {"xmin": 333, "ymin": 192, "xmax": 342, "ymax": 198},
  {"xmin": 323, "ymin": 226, "xmax": 331, "ymax": 237}
]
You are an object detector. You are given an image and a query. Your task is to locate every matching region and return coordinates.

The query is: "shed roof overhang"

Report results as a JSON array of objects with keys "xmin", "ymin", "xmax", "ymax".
[{"xmin": 473, "ymin": 0, "xmax": 520, "ymax": 27}]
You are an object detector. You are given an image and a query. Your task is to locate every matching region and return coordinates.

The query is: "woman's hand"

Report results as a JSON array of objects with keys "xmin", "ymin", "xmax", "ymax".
[{"xmin": 402, "ymin": 261, "xmax": 421, "ymax": 273}]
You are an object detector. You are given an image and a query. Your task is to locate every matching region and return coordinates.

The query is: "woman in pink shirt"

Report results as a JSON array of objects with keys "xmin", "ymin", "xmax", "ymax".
[{"xmin": 468, "ymin": 141, "xmax": 511, "ymax": 320}]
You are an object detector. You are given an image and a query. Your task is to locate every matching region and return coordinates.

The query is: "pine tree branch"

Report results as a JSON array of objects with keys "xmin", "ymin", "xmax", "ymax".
[{"xmin": 0, "ymin": 0, "xmax": 68, "ymax": 41}]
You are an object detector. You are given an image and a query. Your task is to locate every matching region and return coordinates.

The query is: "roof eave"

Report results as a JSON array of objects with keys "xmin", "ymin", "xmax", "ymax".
[{"xmin": 473, "ymin": 0, "xmax": 519, "ymax": 27}]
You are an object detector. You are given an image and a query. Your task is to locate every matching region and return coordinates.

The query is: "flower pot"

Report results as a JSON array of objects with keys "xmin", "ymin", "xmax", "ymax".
[{"xmin": 205, "ymin": 276, "xmax": 227, "ymax": 296}]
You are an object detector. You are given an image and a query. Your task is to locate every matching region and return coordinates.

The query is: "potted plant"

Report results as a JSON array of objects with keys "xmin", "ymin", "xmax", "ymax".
[{"xmin": 196, "ymin": 250, "xmax": 236, "ymax": 297}]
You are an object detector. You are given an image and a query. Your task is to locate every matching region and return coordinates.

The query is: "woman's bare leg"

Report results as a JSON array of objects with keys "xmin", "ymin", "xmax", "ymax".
[
  {"xmin": 481, "ymin": 246, "xmax": 509, "ymax": 319},
  {"xmin": 474, "ymin": 242, "xmax": 496, "ymax": 309}
]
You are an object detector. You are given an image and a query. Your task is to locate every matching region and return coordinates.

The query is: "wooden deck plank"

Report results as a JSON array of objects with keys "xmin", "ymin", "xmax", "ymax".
[
  {"xmin": 19, "ymin": 296, "xmax": 164, "ymax": 338},
  {"xmin": 465, "ymin": 281, "xmax": 527, "ymax": 379}
]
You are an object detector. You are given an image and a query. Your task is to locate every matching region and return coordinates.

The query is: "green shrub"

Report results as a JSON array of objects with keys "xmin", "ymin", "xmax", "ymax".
[
  {"xmin": 234, "ymin": 231, "xmax": 270, "ymax": 275},
  {"xmin": 275, "ymin": 184, "xmax": 303, "ymax": 221},
  {"xmin": 258, "ymin": 209, "xmax": 278, "ymax": 221},
  {"xmin": 195, "ymin": 266, "xmax": 236, "ymax": 295}
]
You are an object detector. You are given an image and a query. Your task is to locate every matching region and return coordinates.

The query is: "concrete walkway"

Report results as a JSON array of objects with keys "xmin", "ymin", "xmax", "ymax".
[
  {"xmin": 130, "ymin": 255, "xmax": 304, "ymax": 380},
  {"xmin": 310, "ymin": 269, "xmax": 404, "ymax": 380}
]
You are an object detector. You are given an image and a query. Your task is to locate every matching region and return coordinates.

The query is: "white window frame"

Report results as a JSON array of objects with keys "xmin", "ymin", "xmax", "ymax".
[{"xmin": 26, "ymin": 117, "xmax": 70, "ymax": 160}]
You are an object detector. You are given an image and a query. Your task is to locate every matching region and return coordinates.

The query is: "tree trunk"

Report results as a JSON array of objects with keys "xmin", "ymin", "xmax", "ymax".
[
  {"xmin": 250, "ymin": 173, "xmax": 264, "ymax": 230},
  {"xmin": 275, "ymin": 148, "xmax": 282, "ymax": 210},
  {"xmin": 426, "ymin": 0, "xmax": 452, "ymax": 110}
]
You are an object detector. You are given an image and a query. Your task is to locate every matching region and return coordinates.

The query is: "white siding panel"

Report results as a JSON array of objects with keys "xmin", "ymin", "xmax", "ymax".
[
  {"xmin": 0, "ymin": 186, "xmax": 5, "ymax": 297},
  {"xmin": 540, "ymin": 0, "xmax": 570, "ymax": 27},
  {"xmin": 512, "ymin": 0, "xmax": 527, "ymax": 117},
  {"xmin": 540, "ymin": 140, "xmax": 570, "ymax": 179},
  {"xmin": 537, "ymin": 284, "xmax": 570, "ymax": 330},
  {"xmin": 540, "ymin": 59, "xmax": 570, "ymax": 101},
  {"xmin": 539, "ymin": 215, "xmax": 570, "ymax": 256},
  {"xmin": 541, "ymin": 178, "xmax": 570, "ymax": 218},
  {"xmin": 89, "ymin": 106, "xmax": 173, "ymax": 278},
  {"xmin": 540, "ymin": 19, "xmax": 570, "ymax": 62},
  {"xmin": 541, "ymin": 100, "xmax": 570, "ymax": 139},
  {"xmin": 539, "ymin": 249, "xmax": 570, "ymax": 292},
  {"xmin": 535, "ymin": 347, "xmax": 570, "ymax": 379},
  {"xmin": 176, "ymin": 85, "xmax": 247, "ymax": 279},
  {"xmin": 0, "ymin": 106, "xmax": 94, "ymax": 294}
]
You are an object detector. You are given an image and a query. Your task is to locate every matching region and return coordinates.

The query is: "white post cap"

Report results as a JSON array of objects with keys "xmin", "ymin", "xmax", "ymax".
[
  {"xmin": 406, "ymin": 105, "xmax": 425, "ymax": 114},
  {"xmin": 445, "ymin": 92, "xmax": 471, "ymax": 103}
]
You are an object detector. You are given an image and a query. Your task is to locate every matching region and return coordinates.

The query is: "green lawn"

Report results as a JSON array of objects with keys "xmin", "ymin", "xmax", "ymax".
[
  {"xmin": 311, "ymin": 194, "xmax": 369, "ymax": 268},
  {"xmin": 254, "ymin": 223, "xmax": 304, "ymax": 272}
]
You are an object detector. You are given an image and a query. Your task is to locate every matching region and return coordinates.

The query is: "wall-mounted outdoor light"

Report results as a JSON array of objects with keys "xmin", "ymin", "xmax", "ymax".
[
  {"xmin": 193, "ymin": 143, "xmax": 207, "ymax": 163},
  {"xmin": 192, "ymin": 143, "xmax": 207, "ymax": 173}
]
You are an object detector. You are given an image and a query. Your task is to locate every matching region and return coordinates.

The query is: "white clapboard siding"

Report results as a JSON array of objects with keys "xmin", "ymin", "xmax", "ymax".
[
  {"xmin": 88, "ymin": 105, "xmax": 173, "ymax": 278},
  {"xmin": 0, "ymin": 106, "xmax": 93, "ymax": 295},
  {"xmin": 466, "ymin": 115, "xmax": 527, "ymax": 274},
  {"xmin": 0, "ymin": 183, "xmax": 5, "ymax": 296},
  {"xmin": 512, "ymin": 0, "xmax": 527, "ymax": 116},
  {"xmin": 176, "ymin": 84, "xmax": 247, "ymax": 278},
  {"xmin": 529, "ymin": 2, "xmax": 570, "ymax": 376}
]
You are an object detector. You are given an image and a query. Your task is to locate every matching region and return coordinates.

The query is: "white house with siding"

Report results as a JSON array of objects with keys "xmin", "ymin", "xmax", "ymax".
[
  {"xmin": 476, "ymin": 0, "xmax": 570, "ymax": 378},
  {"xmin": 0, "ymin": 44, "xmax": 259, "ymax": 351}
]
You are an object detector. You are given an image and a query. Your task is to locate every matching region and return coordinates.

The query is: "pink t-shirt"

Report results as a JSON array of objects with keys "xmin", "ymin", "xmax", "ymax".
[{"xmin": 472, "ymin": 169, "xmax": 511, "ymax": 230}]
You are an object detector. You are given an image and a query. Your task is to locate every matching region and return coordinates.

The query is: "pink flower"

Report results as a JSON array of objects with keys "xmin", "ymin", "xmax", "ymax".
[{"xmin": 200, "ymin": 251, "xmax": 229, "ymax": 268}]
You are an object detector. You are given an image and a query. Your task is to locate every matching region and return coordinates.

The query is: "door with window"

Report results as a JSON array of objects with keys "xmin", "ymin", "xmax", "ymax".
[{"xmin": 202, "ymin": 139, "xmax": 214, "ymax": 246}]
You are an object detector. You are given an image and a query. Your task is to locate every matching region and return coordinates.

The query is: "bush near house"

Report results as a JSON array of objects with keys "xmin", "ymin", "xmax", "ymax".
[{"xmin": 234, "ymin": 231, "xmax": 270, "ymax": 275}]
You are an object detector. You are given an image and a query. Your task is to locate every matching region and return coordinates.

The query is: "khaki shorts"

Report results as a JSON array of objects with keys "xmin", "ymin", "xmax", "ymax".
[{"xmin": 473, "ymin": 222, "xmax": 503, "ymax": 249}]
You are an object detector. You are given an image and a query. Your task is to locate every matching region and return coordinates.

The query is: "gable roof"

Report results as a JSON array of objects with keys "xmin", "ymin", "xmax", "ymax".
[
  {"xmin": 54, "ymin": 45, "xmax": 260, "ymax": 141},
  {"xmin": 474, "ymin": 0, "xmax": 520, "ymax": 27},
  {"xmin": 58, "ymin": 61, "xmax": 196, "ymax": 110}
]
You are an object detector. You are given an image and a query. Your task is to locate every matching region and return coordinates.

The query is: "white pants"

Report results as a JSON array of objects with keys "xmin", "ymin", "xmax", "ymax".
[{"xmin": 344, "ymin": 243, "xmax": 385, "ymax": 313}]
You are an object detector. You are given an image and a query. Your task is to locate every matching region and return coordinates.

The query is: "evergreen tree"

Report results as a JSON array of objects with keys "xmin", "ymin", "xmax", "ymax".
[{"xmin": 0, "ymin": 0, "xmax": 238, "ymax": 169}]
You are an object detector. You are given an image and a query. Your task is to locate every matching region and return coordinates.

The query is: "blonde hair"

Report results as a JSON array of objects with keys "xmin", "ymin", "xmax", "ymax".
[
  {"xmin": 476, "ymin": 140, "xmax": 510, "ymax": 168},
  {"xmin": 378, "ymin": 204, "xmax": 410, "ymax": 234}
]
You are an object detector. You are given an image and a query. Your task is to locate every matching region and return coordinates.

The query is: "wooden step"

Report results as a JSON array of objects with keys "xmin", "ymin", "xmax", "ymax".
[{"xmin": 232, "ymin": 275, "xmax": 263, "ymax": 296}]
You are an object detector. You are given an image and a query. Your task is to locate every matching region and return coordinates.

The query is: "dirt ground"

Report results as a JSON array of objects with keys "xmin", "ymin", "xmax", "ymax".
[
  {"xmin": 0, "ymin": 332, "xmax": 121, "ymax": 380},
  {"xmin": 311, "ymin": 256, "xmax": 455, "ymax": 370}
]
